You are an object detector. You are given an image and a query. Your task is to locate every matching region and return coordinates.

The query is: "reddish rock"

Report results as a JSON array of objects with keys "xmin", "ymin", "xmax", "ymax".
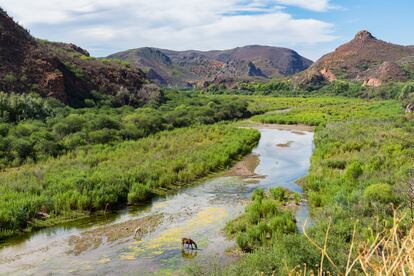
[
  {"xmin": 0, "ymin": 8, "xmax": 158, "ymax": 106},
  {"xmin": 296, "ymin": 30, "xmax": 414, "ymax": 86}
]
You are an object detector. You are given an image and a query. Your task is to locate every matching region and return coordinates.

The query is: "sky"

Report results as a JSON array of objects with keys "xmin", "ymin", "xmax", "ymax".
[{"xmin": 1, "ymin": 0, "xmax": 413, "ymax": 61}]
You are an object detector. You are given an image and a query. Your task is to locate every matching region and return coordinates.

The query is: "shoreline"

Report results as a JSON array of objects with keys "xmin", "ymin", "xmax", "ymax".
[{"xmin": 243, "ymin": 122, "xmax": 315, "ymax": 132}]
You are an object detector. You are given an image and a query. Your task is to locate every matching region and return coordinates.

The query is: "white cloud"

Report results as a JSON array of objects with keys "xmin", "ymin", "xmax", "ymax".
[
  {"xmin": 0, "ymin": 0, "xmax": 337, "ymax": 59},
  {"xmin": 274, "ymin": 0, "xmax": 331, "ymax": 12}
]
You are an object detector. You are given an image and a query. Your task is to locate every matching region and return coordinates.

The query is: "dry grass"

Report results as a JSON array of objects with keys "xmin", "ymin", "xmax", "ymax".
[{"xmin": 286, "ymin": 214, "xmax": 414, "ymax": 276}]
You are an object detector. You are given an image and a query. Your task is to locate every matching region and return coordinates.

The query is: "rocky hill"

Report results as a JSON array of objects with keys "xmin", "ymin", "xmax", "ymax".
[
  {"xmin": 297, "ymin": 30, "xmax": 414, "ymax": 87},
  {"xmin": 108, "ymin": 45, "xmax": 312, "ymax": 87},
  {"xmin": 0, "ymin": 8, "xmax": 160, "ymax": 107}
]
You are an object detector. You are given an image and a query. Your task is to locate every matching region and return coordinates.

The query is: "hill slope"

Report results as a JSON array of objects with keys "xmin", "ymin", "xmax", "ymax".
[
  {"xmin": 108, "ymin": 46, "xmax": 312, "ymax": 87},
  {"xmin": 0, "ymin": 8, "xmax": 160, "ymax": 107},
  {"xmin": 297, "ymin": 30, "xmax": 414, "ymax": 87}
]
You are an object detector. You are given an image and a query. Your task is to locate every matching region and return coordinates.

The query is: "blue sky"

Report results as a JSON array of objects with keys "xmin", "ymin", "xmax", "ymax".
[{"xmin": 1, "ymin": 0, "xmax": 413, "ymax": 60}]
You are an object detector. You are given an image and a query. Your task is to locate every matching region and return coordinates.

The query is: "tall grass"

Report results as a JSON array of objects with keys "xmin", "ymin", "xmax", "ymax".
[
  {"xmin": 290, "ymin": 213, "xmax": 414, "ymax": 275},
  {"xmin": 217, "ymin": 97, "xmax": 413, "ymax": 275},
  {"xmin": 0, "ymin": 124, "xmax": 260, "ymax": 239}
]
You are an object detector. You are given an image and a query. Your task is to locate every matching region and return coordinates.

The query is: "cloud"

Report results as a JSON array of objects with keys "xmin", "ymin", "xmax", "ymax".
[
  {"xmin": 1, "ymin": 0, "xmax": 337, "ymax": 58},
  {"xmin": 274, "ymin": 0, "xmax": 331, "ymax": 12}
]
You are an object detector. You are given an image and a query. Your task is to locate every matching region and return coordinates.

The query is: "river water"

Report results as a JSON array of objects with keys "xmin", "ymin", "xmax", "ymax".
[{"xmin": 0, "ymin": 128, "xmax": 314, "ymax": 275}]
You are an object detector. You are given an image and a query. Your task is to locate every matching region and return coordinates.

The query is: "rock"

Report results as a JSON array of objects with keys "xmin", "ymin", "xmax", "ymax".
[
  {"xmin": 354, "ymin": 30, "xmax": 376, "ymax": 41},
  {"xmin": 406, "ymin": 103, "xmax": 414, "ymax": 113},
  {"xmin": 363, "ymin": 78, "xmax": 382, "ymax": 87},
  {"xmin": 36, "ymin": 212, "xmax": 50, "ymax": 219},
  {"xmin": 0, "ymin": 7, "xmax": 156, "ymax": 107},
  {"xmin": 319, "ymin": 68, "xmax": 337, "ymax": 82}
]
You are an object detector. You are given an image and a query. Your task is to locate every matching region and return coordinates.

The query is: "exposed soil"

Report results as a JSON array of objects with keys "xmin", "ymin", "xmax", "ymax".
[
  {"xmin": 292, "ymin": 131, "xmax": 306, "ymax": 135},
  {"xmin": 276, "ymin": 141, "xmax": 294, "ymax": 148},
  {"xmin": 225, "ymin": 154, "xmax": 261, "ymax": 178},
  {"xmin": 244, "ymin": 122, "xmax": 315, "ymax": 132},
  {"xmin": 68, "ymin": 214, "xmax": 163, "ymax": 255},
  {"xmin": 265, "ymin": 108, "xmax": 292, "ymax": 114}
]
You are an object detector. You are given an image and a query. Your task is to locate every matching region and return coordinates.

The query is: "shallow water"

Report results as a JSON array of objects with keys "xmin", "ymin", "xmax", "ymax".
[{"xmin": 0, "ymin": 128, "xmax": 314, "ymax": 275}]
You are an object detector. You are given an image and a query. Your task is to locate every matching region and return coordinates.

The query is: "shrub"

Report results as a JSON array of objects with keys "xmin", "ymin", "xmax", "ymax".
[
  {"xmin": 364, "ymin": 183, "xmax": 396, "ymax": 204},
  {"xmin": 252, "ymin": 188, "xmax": 265, "ymax": 201},
  {"xmin": 269, "ymin": 187, "xmax": 287, "ymax": 202},
  {"xmin": 344, "ymin": 161, "xmax": 363, "ymax": 180}
]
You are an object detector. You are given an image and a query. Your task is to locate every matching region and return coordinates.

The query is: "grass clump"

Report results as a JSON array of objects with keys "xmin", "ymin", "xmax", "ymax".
[{"xmin": 226, "ymin": 188, "xmax": 297, "ymax": 252}]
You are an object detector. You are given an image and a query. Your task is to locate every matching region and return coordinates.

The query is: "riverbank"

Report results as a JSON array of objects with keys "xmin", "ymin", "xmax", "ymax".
[
  {"xmin": 0, "ymin": 125, "xmax": 260, "ymax": 241},
  {"xmin": 0, "ymin": 127, "xmax": 314, "ymax": 275},
  {"xmin": 216, "ymin": 98, "xmax": 412, "ymax": 275}
]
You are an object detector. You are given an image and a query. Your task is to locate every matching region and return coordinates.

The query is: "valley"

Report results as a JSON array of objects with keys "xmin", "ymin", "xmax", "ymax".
[
  {"xmin": 0, "ymin": 125, "xmax": 314, "ymax": 275},
  {"xmin": 1, "ymin": 4, "xmax": 414, "ymax": 275}
]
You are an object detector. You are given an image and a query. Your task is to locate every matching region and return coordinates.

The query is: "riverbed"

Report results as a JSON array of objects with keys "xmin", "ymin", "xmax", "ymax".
[{"xmin": 0, "ymin": 127, "xmax": 314, "ymax": 275}]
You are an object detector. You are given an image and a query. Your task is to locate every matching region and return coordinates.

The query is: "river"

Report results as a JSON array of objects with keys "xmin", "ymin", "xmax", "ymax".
[{"xmin": 0, "ymin": 127, "xmax": 314, "ymax": 275}]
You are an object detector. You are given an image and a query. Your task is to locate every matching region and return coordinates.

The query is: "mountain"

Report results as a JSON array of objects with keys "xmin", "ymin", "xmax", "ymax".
[
  {"xmin": 297, "ymin": 30, "xmax": 414, "ymax": 87},
  {"xmin": 108, "ymin": 45, "xmax": 313, "ymax": 87},
  {"xmin": 0, "ymin": 8, "xmax": 160, "ymax": 107}
]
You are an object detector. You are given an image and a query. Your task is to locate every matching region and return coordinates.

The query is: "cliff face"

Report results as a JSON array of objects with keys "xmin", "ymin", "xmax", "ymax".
[
  {"xmin": 0, "ymin": 8, "xmax": 159, "ymax": 106},
  {"xmin": 297, "ymin": 30, "xmax": 414, "ymax": 86},
  {"xmin": 108, "ymin": 45, "xmax": 313, "ymax": 87}
]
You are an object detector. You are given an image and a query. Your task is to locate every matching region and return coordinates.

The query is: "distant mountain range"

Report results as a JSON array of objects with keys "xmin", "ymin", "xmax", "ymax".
[
  {"xmin": 297, "ymin": 30, "xmax": 414, "ymax": 87},
  {"xmin": 2, "ymin": 3, "xmax": 414, "ymax": 101},
  {"xmin": 0, "ymin": 8, "xmax": 159, "ymax": 106},
  {"xmin": 108, "ymin": 46, "xmax": 313, "ymax": 87}
]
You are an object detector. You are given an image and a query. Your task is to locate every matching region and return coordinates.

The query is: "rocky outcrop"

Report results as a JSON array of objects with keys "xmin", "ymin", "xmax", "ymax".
[
  {"xmin": 363, "ymin": 78, "xmax": 382, "ymax": 87},
  {"xmin": 0, "ymin": 8, "xmax": 157, "ymax": 107},
  {"xmin": 296, "ymin": 30, "xmax": 414, "ymax": 86},
  {"xmin": 319, "ymin": 68, "xmax": 337, "ymax": 82}
]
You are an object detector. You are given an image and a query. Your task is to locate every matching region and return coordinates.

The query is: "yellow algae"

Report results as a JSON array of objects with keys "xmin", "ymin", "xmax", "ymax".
[
  {"xmin": 144, "ymin": 226, "xmax": 186, "ymax": 250},
  {"xmin": 97, "ymin": 257, "xmax": 111, "ymax": 264},
  {"xmin": 82, "ymin": 264, "xmax": 94, "ymax": 271},
  {"xmin": 118, "ymin": 207, "xmax": 229, "ymax": 260},
  {"xmin": 120, "ymin": 254, "xmax": 137, "ymax": 261},
  {"xmin": 151, "ymin": 250, "xmax": 165, "ymax": 256},
  {"xmin": 192, "ymin": 207, "xmax": 228, "ymax": 225},
  {"xmin": 153, "ymin": 201, "xmax": 169, "ymax": 210},
  {"xmin": 141, "ymin": 207, "xmax": 228, "ymax": 250}
]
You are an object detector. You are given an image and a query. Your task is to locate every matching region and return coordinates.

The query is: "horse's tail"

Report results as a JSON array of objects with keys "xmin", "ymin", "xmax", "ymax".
[{"xmin": 193, "ymin": 241, "xmax": 198, "ymax": 249}]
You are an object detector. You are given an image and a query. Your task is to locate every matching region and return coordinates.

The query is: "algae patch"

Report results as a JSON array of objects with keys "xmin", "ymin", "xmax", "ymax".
[{"xmin": 119, "ymin": 207, "xmax": 228, "ymax": 260}]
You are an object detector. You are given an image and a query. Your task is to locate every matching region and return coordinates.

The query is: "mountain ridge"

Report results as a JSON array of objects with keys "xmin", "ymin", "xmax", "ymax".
[
  {"xmin": 108, "ymin": 45, "xmax": 313, "ymax": 87},
  {"xmin": 297, "ymin": 30, "xmax": 414, "ymax": 87},
  {"xmin": 0, "ymin": 8, "xmax": 160, "ymax": 107}
]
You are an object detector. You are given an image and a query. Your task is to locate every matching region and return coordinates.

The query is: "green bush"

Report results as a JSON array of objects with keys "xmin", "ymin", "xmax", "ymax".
[
  {"xmin": 364, "ymin": 183, "xmax": 396, "ymax": 204},
  {"xmin": 344, "ymin": 161, "xmax": 363, "ymax": 180},
  {"xmin": 251, "ymin": 188, "xmax": 265, "ymax": 201},
  {"xmin": 269, "ymin": 187, "xmax": 287, "ymax": 202}
]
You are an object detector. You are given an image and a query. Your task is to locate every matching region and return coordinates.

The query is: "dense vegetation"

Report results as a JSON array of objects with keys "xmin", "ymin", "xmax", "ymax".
[
  {"xmin": 0, "ymin": 91, "xmax": 252, "ymax": 169},
  {"xmin": 210, "ymin": 79, "xmax": 414, "ymax": 106},
  {"xmin": 1, "ymin": 87, "xmax": 413, "ymax": 275},
  {"xmin": 225, "ymin": 188, "xmax": 299, "ymax": 252},
  {"xmin": 214, "ymin": 97, "xmax": 414, "ymax": 275},
  {"xmin": 252, "ymin": 97, "xmax": 401, "ymax": 126},
  {"xmin": 0, "ymin": 124, "xmax": 259, "ymax": 239}
]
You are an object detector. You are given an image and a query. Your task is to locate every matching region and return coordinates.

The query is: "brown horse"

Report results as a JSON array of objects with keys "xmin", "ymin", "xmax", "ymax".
[{"xmin": 181, "ymin": 238, "xmax": 198, "ymax": 250}]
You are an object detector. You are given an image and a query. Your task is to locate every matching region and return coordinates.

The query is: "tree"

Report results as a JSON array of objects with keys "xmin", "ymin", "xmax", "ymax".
[
  {"xmin": 13, "ymin": 139, "xmax": 35, "ymax": 163},
  {"xmin": 399, "ymin": 82, "xmax": 414, "ymax": 108}
]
